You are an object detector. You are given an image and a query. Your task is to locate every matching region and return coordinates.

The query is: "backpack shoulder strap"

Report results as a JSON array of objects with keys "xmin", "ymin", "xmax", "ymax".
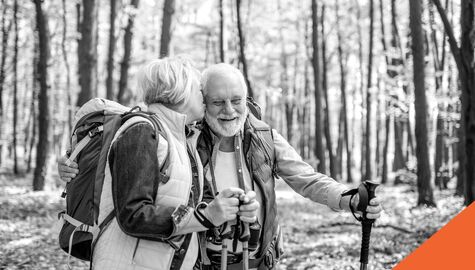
[
  {"xmin": 246, "ymin": 96, "xmax": 262, "ymax": 120},
  {"xmin": 246, "ymin": 114, "xmax": 277, "ymax": 175}
]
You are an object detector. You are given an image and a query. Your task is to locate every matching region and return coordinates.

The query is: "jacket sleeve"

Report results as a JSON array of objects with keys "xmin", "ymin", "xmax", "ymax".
[
  {"xmin": 109, "ymin": 122, "xmax": 175, "ymax": 240},
  {"xmin": 272, "ymin": 129, "xmax": 348, "ymax": 211}
]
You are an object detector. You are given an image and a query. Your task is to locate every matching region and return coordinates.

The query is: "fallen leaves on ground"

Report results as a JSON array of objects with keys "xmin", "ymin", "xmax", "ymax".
[{"xmin": 0, "ymin": 173, "xmax": 464, "ymax": 270}]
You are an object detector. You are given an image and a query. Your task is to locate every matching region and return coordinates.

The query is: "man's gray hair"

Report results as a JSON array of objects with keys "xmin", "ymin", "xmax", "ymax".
[
  {"xmin": 138, "ymin": 55, "xmax": 200, "ymax": 105},
  {"xmin": 201, "ymin": 63, "xmax": 248, "ymax": 97}
]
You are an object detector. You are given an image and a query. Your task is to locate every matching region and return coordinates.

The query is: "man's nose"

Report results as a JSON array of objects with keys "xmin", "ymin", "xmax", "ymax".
[{"xmin": 223, "ymin": 100, "xmax": 235, "ymax": 114}]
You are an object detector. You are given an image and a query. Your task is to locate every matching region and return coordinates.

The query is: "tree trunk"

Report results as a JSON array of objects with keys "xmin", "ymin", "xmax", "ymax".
[
  {"xmin": 117, "ymin": 0, "xmax": 139, "ymax": 104},
  {"xmin": 160, "ymin": 0, "xmax": 175, "ymax": 57},
  {"xmin": 27, "ymin": 44, "xmax": 38, "ymax": 173},
  {"xmin": 393, "ymin": 119, "xmax": 405, "ymax": 178},
  {"xmin": 336, "ymin": 111, "xmax": 344, "ymax": 178},
  {"xmin": 354, "ymin": 0, "xmax": 366, "ymax": 178},
  {"xmin": 428, "ymin": 0, "xmax": 448, "ymax": 89},
  {"xmin": 277, "ymin": 0, "xmax": 293, "ymax": 142},
  {"xmin": 409, "ymin": 0, "xmax": 436, "ymax": 207},
  {"xmin": 236, "ymin": 0, "xmax": 253, "ymax": 98},
  {"xmin": 12, "ymin": 0, "xmax": 18, "ymax": 174},
  {"xmin": 390, "ymin": 0, "xmax": 406, "ymax": 183},
  {"xmin": 218, "ymin": 0, "xmax": 225, "ymax": 62},
  {"xmin": 321, "ymin": 3, "xmax": 336, "ymax": 178},
  {"xmin": 432, "ymin": 0, "xmax": 475, "ymax": 205},
  {"xmin": 61, "ymin": 0, "xmax": 73, "ymax": 134},
  {"xmin": 24, "ymin": 98, "xmax": 33, "ymax": 164},
  {"xmin": 303, "ymin": 64, "xmax": 311, "ymax": 159},
  {"xmin": 204, "ymin": 32, "xmax": 211, "ymax": 66},
  {"xmin": 382, "ymin": 112, "xmax": 391, "ymax": 184},
  {"xmin": 298, "ymin": 67, "xmax": 309, "ymax": 159},
  {"xmin": 375, "ymin": 77, "xmax": 382, "ymax": 177},
  {"xmin": 311, "ymin": 0, "xmax": 325, "ymax": 173},
  {"xmin": 0, "ymin": 0, "xmax": 12, "ymax": 165},
  {"xmin": 0, "ymin": 0, "xmax": 10, "ymax": 117},
  {"xmin": 459, "ymin": 0, "xmax": 475, "ymax": 205},
  {"xmin": 76, "ymin": 0, "xmax": 97, "ymax": 107},
  {"xmin": 434, "ymin": 105, "xmax": 445, "ymax": 189},
  {"xmin": 336, "ymin": 0, "xmax": 352, "ymax": 183},
  {"xmin": 106, "ymin": 0, "xmax": 118, "ymax": 100},
  {"xmin": 33, "ymin": 0, "xmax": 51, "ymax": 191},
  {"xmin": 455, "ymin": 121, "xmax": 464, "ymax": 196},
  {"xmin": 406, "ymin": 117, "xmax": 416, "ymax": 162},
  {"xmin": 93, "ymin": 1, "xmax": 99, "ymax": 96},
  {"xmin": 364, "ymin": 0, "xmax": 375, "ymax": 181},
  {"xmin": 429, "ymin": 0, "xmax": 448, "ymax": 189},
  {"xmin": 290, "ymin": 54, "xmax": 299, "ymax": 147},
  {"xmin": 379, "ymin": 0, "xmax": 391, "ymax": 184},
  {"xmin": 76, "ymin": 2, "xmax": 81, "ymax": 89}
]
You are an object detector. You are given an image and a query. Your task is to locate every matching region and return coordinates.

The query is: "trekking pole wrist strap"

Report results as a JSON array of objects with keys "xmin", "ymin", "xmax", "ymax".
[
  {"xmin": 341, "ymin": 189, "xmax": 362, "ymax": 222},
  {"xmin": 194, "ymin": 202, "xmax": 215, "ymax": 229}
]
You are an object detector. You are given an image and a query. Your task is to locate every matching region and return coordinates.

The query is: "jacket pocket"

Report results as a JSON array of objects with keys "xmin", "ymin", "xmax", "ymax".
[
  {"xmin": 263, "ymin": 226, "xmax": 284, "ymax": 270},
  {"xmin": 132, "ymin": 239, "xmax": 175, "ymax": 270}
]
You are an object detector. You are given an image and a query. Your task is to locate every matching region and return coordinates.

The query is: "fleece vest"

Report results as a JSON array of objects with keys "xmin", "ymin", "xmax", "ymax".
[
  {"xmin": 92, "ymin": 114, "xmax": 200, "ymax": 270},
  {"xmin": 197, "ymin": 114, "xmax": 279, "ymax": 259}
]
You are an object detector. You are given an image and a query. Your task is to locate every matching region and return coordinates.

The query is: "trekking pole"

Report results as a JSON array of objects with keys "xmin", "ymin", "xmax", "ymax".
[
  {"xmin": 239, "ymin": 221, "xmax": 250, "ymax": 270},
  {"xmin": 357, "ymin": 181, "xmax": 379, "ymax": 270},
  {"xmin": 220, "ymin": 222, "xmax": 234, "ymax": 270},
  {"xmin": 232, "ymin": 134, "xmax": 250, "ymax": 270}
]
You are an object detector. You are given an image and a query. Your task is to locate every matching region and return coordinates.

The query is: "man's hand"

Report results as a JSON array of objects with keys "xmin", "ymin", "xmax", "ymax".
[
  {"xmin": 238, "ymin": 190, "xmax": 259, "ymax": 223},
  {"xmin": 57, "ymin": 155, "xmax": 79, "ymax": 182},
  {"xmin": 204, "ymin": 187, "xmax": 244, "ymax": 226},
  {"xmin": 351, "ymin": 195, "xmax": 382, "ymax": 220}
]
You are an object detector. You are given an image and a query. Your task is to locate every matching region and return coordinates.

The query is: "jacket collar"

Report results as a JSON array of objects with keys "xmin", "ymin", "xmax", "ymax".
[{"xmin": 147, "ymin": 103, "xmax": 187, "ymax": 141}]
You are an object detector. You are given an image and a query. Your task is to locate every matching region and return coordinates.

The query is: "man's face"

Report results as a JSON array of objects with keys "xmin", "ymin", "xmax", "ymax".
[{"xmin": 204, "ymin": 73, "xmax": 248, "ymax": 137}]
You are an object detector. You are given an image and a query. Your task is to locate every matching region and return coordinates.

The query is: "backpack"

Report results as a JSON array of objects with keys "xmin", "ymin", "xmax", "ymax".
[
  {"xmin": 57, "ymin": 98, "xmax": 170, "ymax": 262},
  {"xmin": 246, "ymin": 96, "xmax": 262, "ymax": 120}
]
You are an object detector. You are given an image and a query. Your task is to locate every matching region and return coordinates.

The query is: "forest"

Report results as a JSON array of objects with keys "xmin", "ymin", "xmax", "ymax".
[{"xmin": 0, "ymin": 0, "xmax": 474, "ymax": 269}]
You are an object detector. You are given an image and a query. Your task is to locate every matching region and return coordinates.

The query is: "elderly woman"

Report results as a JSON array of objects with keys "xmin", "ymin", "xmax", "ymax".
[{"xmin": 58, "ymin": 56, "xmax": 259, "ymax": 270}]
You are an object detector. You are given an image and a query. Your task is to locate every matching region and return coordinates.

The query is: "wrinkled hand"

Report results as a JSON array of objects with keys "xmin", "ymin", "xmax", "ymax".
[
  {"xmin": 57, "ymin": 155, "xmax": 79, "ymax": 182},
  {"xmin": 352, "ymin": 195, "xmax": 382, "ymax": 220},
  {"xmin": 204, "ymin": 187, "xmax": 244, "ymax": 226},
  {"xmin": 238, "ymin": 190, "xmax": 259, "ymax": 223}
]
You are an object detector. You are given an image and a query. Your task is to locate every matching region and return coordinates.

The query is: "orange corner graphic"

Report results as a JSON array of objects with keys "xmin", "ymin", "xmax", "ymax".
[{"xmin": 393, "ymin": 202, "xmax": 475, "ymax": 270}]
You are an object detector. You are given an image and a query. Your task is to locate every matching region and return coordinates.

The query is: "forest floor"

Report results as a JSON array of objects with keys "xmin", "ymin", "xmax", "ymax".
[{"xmin": 0, "ymin": 169, "xmax": 464, "ymax": 270}]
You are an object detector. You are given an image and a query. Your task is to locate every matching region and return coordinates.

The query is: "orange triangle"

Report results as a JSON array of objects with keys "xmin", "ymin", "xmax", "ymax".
[{"xmin": 393, "ymin": 202, "xmax": 475, "ymax": 270}]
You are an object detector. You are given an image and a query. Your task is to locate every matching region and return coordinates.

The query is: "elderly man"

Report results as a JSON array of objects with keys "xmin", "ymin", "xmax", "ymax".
[{"xmin": 194, "ymin": 63, "xmax": 382, "ymax": 270}]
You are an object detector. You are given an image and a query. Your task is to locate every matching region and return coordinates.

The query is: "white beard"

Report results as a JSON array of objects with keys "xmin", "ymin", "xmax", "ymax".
[{"xmin": 205, "ymin": 107, "xmax": 248, "ymax": 137}]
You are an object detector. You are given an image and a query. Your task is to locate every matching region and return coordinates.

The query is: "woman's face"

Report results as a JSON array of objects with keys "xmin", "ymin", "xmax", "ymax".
[{"xmin": 184, "ymin": 79, "xmax": 205, "ymax": 123}]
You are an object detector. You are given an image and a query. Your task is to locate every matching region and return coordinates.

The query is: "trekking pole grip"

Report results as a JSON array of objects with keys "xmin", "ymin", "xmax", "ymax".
[
  {"xmin": 357, "ymin": 181, "xmax": 379, "ymax": 220},
  {"xmin": 365, "ymin": 181, "xmax": 378, "ymax": 212},
  {"xmin": 358, "ymin": 181, "xmax": 379, "ymax": 270}
]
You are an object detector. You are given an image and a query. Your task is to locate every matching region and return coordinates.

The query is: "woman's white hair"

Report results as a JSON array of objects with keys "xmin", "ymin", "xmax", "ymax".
[
  {"xmin": 139, "ymin": 55, "xmax": 201, "ymax": 106},
  {"xmin": 201, "ymin": 63, "xmax": 248, "ymax": 97}
]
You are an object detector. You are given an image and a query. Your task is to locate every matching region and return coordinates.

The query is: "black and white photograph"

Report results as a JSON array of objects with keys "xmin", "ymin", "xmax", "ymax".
[{"xmin": 0, "ymin": 0, "xmax": 473, "ymax": 269}]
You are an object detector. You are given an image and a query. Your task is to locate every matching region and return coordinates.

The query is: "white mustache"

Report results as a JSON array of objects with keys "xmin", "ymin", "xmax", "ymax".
[{"xmin": 217, "ymin": 114, "xmax": 239, "ymax": 120}]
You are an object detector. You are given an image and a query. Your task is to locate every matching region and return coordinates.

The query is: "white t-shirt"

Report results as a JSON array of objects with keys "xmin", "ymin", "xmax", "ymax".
[{"xmin": 205, "ymin": 149, "xmax": 264, "ymax": 257}]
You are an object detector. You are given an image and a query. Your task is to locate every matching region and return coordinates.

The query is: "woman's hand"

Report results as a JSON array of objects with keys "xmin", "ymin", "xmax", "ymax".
[{"xmin": 57, "ymin": 155, "xmax": 79, "ymax": 182}]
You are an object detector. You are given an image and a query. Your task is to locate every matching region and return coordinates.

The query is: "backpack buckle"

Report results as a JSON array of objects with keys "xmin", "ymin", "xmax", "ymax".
[
  {"xmin": 58, "ymin": 210, "xmax": 66, "ymax": 220},
  {"xmin": 88, "ymin": 125, "xmax": 104, "ymax": 137}
]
